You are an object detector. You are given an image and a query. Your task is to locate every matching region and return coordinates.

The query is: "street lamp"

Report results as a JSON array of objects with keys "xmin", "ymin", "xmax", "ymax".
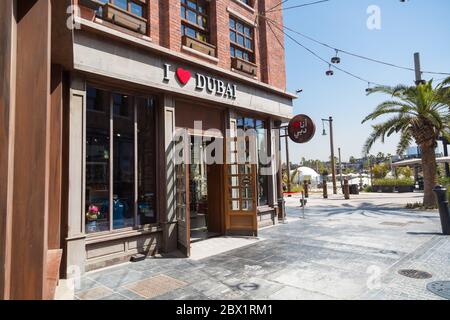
[{"xmin": 322, "ymin": 117, "xmax": 338, "ymax": 195}]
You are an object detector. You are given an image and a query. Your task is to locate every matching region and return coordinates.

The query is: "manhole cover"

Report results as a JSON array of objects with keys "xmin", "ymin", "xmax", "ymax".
[
  {"xmin": 427, "ymin": 281, "xmax": 450, "ymax": 300},
  {"xmin": 398, "ymin": 269, "xmax": 433, "ymax": 279}
]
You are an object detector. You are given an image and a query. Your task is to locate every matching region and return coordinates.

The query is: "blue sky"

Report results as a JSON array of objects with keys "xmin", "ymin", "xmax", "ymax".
[{"xmin": 282, "ymin": 0, "xmax": 450, "ymax": 163}]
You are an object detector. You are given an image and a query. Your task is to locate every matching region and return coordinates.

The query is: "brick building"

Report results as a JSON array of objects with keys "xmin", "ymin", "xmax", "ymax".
[{"xmin": 0, "ymin": 0, "xmax": 295, "ymax": 299}]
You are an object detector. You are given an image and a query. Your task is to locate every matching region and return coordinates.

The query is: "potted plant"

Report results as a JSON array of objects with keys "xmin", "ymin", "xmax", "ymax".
[{"xmin": 86, "ymin": 205, "xmax": 100, "ymax": 232}]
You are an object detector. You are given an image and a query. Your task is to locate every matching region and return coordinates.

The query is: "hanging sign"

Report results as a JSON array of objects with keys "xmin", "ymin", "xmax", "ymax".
[{"xmin": 288, "ymin": 114, "xmax": 316, "ymax": 144}]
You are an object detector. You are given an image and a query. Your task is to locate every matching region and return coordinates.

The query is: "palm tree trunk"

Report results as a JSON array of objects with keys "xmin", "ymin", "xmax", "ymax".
[{"xmin": 420, "ymin": 144, "xmax": 438, "ymax": 207}]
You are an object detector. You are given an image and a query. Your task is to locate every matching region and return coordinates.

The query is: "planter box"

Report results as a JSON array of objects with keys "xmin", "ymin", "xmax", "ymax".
[
  {"xmin": 396, "ymin": 185, "xmax": 415, "ymax": 193},
  {"xmin": 182, "ymin": 35, "xmax": 216, "ymax": 57},
  {"xmin": 373, "ymin": 185, "xmax": 395, "ymax": 193},
  {"xmin": 231, "ymin": 57, "xmax": 258, "ymax": 76},
  {"xmin": 379, "ymin": 185, "xmax": 395, "ymax": 193},
  {"xmin": 102, "ymin": 3, "xmax": 147, "ymax": 34},
  {"xmin": 372, "ymin": 185, "xmax": 381, "ymax": 192}
]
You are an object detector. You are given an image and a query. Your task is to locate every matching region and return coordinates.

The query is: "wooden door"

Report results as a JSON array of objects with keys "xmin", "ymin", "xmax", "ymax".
[
  {"xmin": 224, "ymin": 137, "xmax": 258, "ymax": 236},
  {"xmin": 176, "ymin": 142, "xmax": 190, "ymax": 256}
]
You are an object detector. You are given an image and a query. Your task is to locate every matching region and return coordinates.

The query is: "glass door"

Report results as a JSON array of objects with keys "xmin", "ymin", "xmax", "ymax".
[{"xmin": 225, "ymin": 136, "xmax": 258, "ymax": 236}]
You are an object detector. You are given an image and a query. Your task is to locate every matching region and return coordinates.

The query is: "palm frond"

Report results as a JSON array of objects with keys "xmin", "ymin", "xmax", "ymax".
[
  {"xmin": 396, "ymin": 129, "xmax": 413, "ymax": 155},
  {"xmin": 362, "ymin": 115, "xmax": 411, "ymax": 154}
]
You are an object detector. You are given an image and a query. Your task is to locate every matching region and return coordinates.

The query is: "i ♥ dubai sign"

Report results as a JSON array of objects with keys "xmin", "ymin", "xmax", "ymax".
[{"xmin": 164, "ymin": 64, "xmax": 237, "ymax": 100}]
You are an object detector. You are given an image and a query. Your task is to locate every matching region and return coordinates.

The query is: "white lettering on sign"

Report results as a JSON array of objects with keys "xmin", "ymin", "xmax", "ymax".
[
  {"xmin": 196, "ymin": 74, "xmax": 237, "ymax": 99},
  {"xmin": 163, "ymin": 63, "xmax": 237, "ymax": 99}
]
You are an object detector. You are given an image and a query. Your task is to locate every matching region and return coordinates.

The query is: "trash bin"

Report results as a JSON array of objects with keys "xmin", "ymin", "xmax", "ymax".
[{"xmin": 350, "ymin": 184, "xmax": 360, "ymax": 195}]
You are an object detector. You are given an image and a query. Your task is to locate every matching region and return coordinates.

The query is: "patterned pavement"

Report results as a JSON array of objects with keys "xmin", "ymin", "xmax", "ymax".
[{"xmin": 74, "ymin": 193, "xmax": 450, "ymax": 300}]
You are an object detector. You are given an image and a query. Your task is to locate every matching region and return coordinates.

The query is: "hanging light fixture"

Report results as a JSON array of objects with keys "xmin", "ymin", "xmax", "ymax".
[
  {"xmin": 331, "ymin": 49, "xmax": 341, "ymax": 64},
  {"xmin": 326, "ymin": 64, "xmax": 334, "ymax": 76},
  {"xmin": 322, "ymin": 120, "xmax": 327, "ymax": 136},
  {"xmin": 365, "ymin": 82, "xmax": 372, "ymax": 93}
]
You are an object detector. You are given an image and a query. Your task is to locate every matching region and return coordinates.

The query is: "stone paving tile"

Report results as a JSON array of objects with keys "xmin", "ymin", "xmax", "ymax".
[
  {"xmin": 267, "ymin": 262, "xmax": 370, "ymax": 300},
  {"xmin": 123, "ymin": 274, "xmax": 187, "ymax": 299},
  {"xmin": 269, "ymin": 286, "xmax": 336, "ymax": 300},
  {"xmin": 221, "ymin": 276, "xmax": 286, "ymax": 300},
  {"xmin": 87, "ymin": 268, "xmax": 145, "ymax": 290},
  {"xmin": 115, "ymin": 287, "xmax": 147, "ymax": 300},
  {"xmin": 74, "ymin": 277, "xmax": 101, "ymax": 293},
  {"xmin": 99, "ymin": 293, "xmax": 130, "ymax": 300},
  {"xmin": 76, "ymin": 286, "xmax": 114, "ymax": 300},
  {"xmin": 362, "ymin": 236, "xmax": 450, "ymax": 300},
  {"xmin": 74, "ymin": 193, "xmax": 448, "ymax": 300}
]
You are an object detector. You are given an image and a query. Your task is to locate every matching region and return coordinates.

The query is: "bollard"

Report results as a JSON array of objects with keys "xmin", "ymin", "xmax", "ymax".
[
  {"xmin": 277, "ymin": 197, "xmax": 286, "ymax": 222},
  {"xmin": 344, "ymin": 179, "xmax": 350, "ymax": 200},
  {"xmin": 303, "ymin": 180, "xmax": 309, "ymax": 198},
  {"xmin": 433, "ymin": 185, "xmax": 450, "ymax": 235},
  {"xmin": 323, "ymin": 180, "xmax": 328, "ymax": 199}
]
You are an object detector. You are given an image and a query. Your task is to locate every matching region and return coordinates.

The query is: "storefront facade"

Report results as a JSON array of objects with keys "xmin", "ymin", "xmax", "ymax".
[
  {"xmin": 67, "ymin": 27, "xmax": 295, "ymax": 271},
  {"xmin": 0, "ymin": 0, "xmax": 295, "ymax": 298}
]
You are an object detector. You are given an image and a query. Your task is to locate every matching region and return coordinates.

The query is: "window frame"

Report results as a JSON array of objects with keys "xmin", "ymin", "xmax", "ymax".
[
  {"xmin": 229, "ymin": 16, "xmax": 255, "ymax": 63},
  {"xmin": 180, "ymin": 0, "xmax": 211, "ymax": 44},
  {"xmin": 97, "ymin": 0, "xmax": 148, "ymax": 19},
  {"xmin": 236, "ymin": 115, "xmax": 270, "ymax": 207},
  {"xmin": 85, "ymin": 86, "xmax": 159, "ymax": 236}
]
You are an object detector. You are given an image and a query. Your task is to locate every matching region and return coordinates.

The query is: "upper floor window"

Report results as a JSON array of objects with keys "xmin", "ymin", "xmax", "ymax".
[
  {"xmin": 180, "ymin": 0, "xmax": 209, "ymax": 43},
  {"xmin": 237, "ymin": 0, "xmax": 252, "ymax": 6},
  {"xmin": 96, "ymin": 0, "xmax": 147, "ymax": 18},
  {"xmin": 229, "ymin": 17, "xmax": 254, "ymax": 62}
]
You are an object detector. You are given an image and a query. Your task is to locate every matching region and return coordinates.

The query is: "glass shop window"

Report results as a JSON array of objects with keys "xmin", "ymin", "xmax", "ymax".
[{"xmin": 85, "ymin": 86, "xmax": 157, "ymax": 234}]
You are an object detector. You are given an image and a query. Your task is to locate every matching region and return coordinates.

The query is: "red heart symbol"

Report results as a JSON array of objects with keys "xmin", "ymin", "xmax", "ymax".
[{"xmin": 176, "ymin": 68, "xmax": 191, "ymax": 85}]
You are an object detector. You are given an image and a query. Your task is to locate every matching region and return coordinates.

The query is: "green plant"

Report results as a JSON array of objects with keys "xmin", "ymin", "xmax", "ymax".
[
  {"xmin": 290, "ymin": 184, "xmax": 304, "ymax": 193},
  {"xmin": 373, "ymin": 178, "xmax": 415, "ymax": 186},
  {"xmin": 362, "ymin": 78, "xmax": 450, "ymax": 207},
  {"xmin": 396, "ymin": 166, "xmax": 413, "ymax": 178},
  {"xmin": 438, "ymin": 176, "xmax": 450, "ymax": 186},
  {"xmin": 363, "ymin": 185, "xmax": 373, "ymax": 192},
  {"xmin": 373, "ymin": 163, "xmax": 390, "ymax": 178}
]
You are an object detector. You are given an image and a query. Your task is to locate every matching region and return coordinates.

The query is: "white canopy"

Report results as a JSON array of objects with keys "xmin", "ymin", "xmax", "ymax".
[
  {"xmin": 291, "ymin": 167, "xmax": 321, "ymax": 185},
  {"xmin": 391, "ymin": 156, "xmax": 450, "ymax": 168}
]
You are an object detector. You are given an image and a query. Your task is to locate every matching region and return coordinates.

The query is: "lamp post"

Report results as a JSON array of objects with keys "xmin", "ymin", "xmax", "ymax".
[
  {"xmin": 338, "ymin": 147, "xmax": 343, "ymax": 190},
  {"xmin": 285, "ymin": 133, "xmax": 292, "ymax": 193},
  {"xmin": 322, "ymin": 117, "xmax": 337, "ymax": 195}
]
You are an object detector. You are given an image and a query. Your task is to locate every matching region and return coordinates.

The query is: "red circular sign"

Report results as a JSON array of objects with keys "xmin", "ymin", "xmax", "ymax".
[{"xmin": 288, "ymin": 114, "xmax": 316, "ymax": 144}]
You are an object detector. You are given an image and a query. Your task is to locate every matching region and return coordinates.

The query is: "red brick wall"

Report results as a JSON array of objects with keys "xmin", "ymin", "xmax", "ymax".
[
  {"xmin": 257, "ymin": 0, "xmax": 287, "ymax": 90},
  {"xmin": 154, "ymin": 0, "xmax": 286, "ymax": 90},
  {"xmin": 80, "ymin": 0, "xmax": 287, "ymax": 90}
]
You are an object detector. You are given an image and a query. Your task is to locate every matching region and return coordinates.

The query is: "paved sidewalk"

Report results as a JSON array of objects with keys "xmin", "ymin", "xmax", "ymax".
[{"xmin": 74, "ymin": 193, "xmax": 449, "ymax": 300}]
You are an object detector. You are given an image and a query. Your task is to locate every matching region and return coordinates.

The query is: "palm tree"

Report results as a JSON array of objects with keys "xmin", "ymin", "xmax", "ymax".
[{"xmin": 362, "ymin": 79, "xmax": 450, "ymax": 207}]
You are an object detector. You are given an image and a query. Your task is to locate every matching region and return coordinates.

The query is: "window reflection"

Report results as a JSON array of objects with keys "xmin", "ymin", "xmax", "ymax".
[
  {"xmin": 85, "ymin": 87, "xmax": 157, "ymax": 234},
  {"xmin": 137, "ymin": 97, "xmax": 157, "ymax": 225},
  {"xmin": 113, "ymin": 93, "xmax": 135, "ymax": 230},
  {"xmin": 236, "ymin": 116, "xmax": 269, "ymax": 206},
  {"xmin": 86, "ymin": 88, "xmax": 111, "ymax": 234}
]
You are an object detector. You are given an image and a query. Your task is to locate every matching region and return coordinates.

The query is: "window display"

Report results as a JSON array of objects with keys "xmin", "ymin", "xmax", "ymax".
[{"xmin": 85, "ymin": 87, "xmax": 157, "ymax": 234}]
